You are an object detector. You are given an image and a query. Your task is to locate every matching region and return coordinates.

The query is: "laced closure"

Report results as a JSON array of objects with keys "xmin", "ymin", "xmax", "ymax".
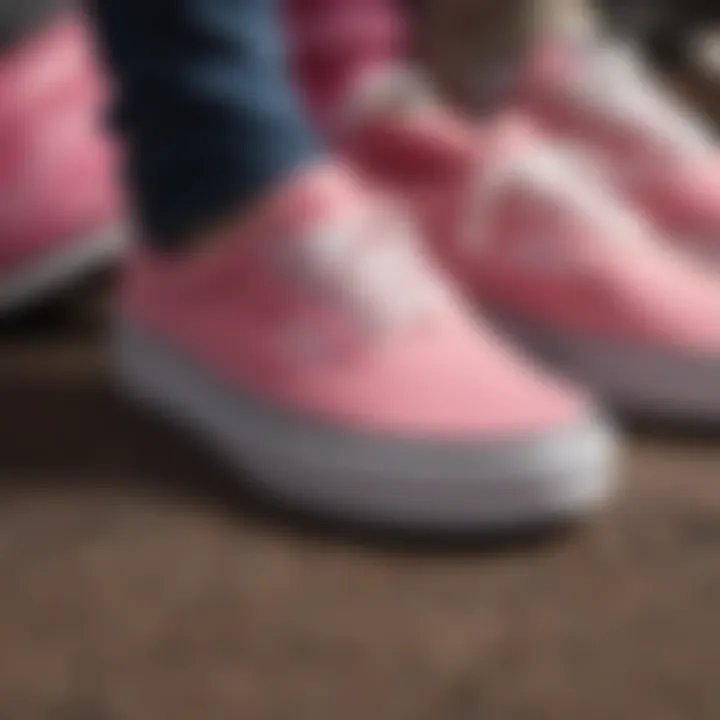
[
  {"xmin": 283, "ymin": 202, "xmax": 448, "ymax": 331},
  {"xmin": 459, "ymin": 136, "xmax": 648, "ymax": 256}
]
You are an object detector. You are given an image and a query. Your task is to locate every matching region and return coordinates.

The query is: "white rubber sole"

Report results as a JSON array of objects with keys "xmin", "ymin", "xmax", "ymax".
[
  {"xmin": 490, "ymin": 309, "xmax": 720, "ymax": 423},
  {"xmin": 0, "ymin": 225, "xmax": 124, "ymax": 317},
  {"xmin": 117, "ymin": 324, "xmax": 618, "ymax": 531}
]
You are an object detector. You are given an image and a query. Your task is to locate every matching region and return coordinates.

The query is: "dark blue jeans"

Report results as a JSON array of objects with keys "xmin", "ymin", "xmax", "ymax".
[{"xmin": 86, "ymin": 0, "xmax": 320, "ymax": 247}]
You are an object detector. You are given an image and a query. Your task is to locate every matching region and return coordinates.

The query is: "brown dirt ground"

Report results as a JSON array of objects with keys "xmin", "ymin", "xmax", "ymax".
[{"xmin": 0, "ymin": 272, "xmax": 719, "ymax": 720}]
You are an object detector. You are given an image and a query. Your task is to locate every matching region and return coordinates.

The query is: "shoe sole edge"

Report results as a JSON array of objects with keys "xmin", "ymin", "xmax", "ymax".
[
  {"xmin": 117, "ymin": 323, "xmax": 618, "ymax": 530},
  {"xmin": 490, "ymin": 308, "xmax": 720, "ymax": 423},
  {"xmin": 0, "ymin": 224, "xmax": 124, "ymax": 316}
]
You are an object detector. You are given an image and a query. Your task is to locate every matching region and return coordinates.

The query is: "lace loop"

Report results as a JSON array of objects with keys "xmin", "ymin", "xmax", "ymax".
[
  {"xmin": 459, "ymin": 135, "xmax": 649, "ymax": 261},
  {"xmin": 284, "ymin": 201, "xmax": 445, "ymax": 331}
]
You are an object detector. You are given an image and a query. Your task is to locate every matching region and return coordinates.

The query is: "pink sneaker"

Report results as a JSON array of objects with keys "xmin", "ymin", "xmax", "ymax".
[
  {"xmin": 0, "ymin": 14, "xmax": 122, "ymax": 315},
  {"xmin": 342, "ymin": 67, "xmax": 720, "ymax": 421},
  {"xmin": 522, "ymin": 38, "xmax": 720, "ymax": 265},
  {"xmin": 118, "ymin": 163, "xmax": 615, "ymax": 529}
]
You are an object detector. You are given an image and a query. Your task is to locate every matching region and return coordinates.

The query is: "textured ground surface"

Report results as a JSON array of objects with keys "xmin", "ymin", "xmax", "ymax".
[{"xmin": 0, "ymin": 279, "xmax": 719, "ymax": 720}]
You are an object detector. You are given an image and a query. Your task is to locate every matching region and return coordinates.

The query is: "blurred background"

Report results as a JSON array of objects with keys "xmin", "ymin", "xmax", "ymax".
[{"xmin": 1, "ymin": 1, "xmax": 720, "ymax": 718}]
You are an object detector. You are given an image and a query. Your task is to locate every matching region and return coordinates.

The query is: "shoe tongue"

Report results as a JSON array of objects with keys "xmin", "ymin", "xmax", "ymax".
[
  {"xmin": 342, "ymin": 64, "xmax": 436, "ymax": 125},
  {"xmin": 262, "ymin": 162, "xmax": 448, "ymax": 331},
  {"xmin": 273, "ymin": 164, "xmax": 368, "ymax": 235}
]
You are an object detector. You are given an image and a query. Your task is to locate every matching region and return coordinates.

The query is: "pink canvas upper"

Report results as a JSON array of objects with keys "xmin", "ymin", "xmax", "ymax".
[
  {"xmin": 0, "ymin": 13, "xmax": 120, "ymax": 273},
  {"xmin": 340, "ymin": 67, "xmax": 720, "ymax": 354},
  {"xmin": 520, "ymin": 40, "xmax": 720, "ymax": 260},
  {"xmin": 123, "ymin": 162, "xmax": 584, "ymax": 438}
]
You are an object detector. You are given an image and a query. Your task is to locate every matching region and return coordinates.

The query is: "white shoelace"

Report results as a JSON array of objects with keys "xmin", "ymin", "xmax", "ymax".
[
  {"xmin": 574, "ymin": 42, "xmax": 713, "ymax": 155},
  {"xmin": 286, "ymin": 206, "xmax": 446, "ymax": 331},
  {"xmin": 460, "ymin": 135, "xmax": 649, "ymax": 258}
]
